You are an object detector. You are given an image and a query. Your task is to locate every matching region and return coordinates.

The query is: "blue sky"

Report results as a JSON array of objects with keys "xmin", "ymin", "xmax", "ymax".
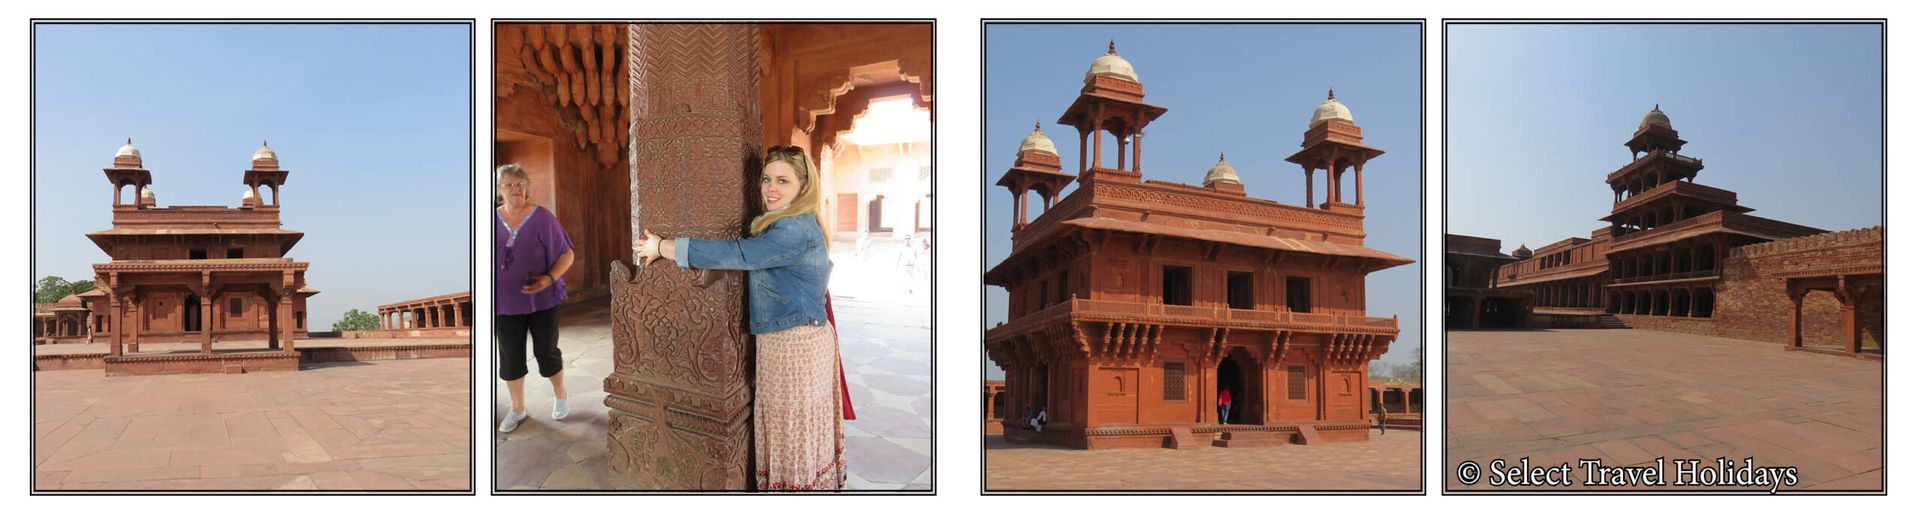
[
  {"xmin": 983, "ymin": 23, "xmax": 1426, "ymax": 378},
  {"xmin": 1447, "ymin": 23, "xmax": 1883, "ymax": 251},
  {"xmin": 34, "ymin": 23, "xmax": 473, "ymax": 328}
]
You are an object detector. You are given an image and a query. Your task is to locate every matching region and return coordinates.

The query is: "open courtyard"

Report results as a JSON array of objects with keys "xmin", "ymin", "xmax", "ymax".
[
  {"xmin": 985, "ymin": 429, "xmax": 1419, "ymax": 491},
  {"xmin": 34, "ymin": 356, "xmax": 471, "ymax": 491},
  {"xmin": 1446, "ymin": 329, "xmax": 1882, "ymax": 492}
]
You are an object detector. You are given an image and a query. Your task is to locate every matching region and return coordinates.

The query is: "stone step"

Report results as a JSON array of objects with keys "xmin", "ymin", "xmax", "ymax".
[
  {"xmin": 1292, "ymin": 425, "xmax": 1324, "ymax": 445},
  {"xmin": 1211, "ymin": 430, "xmax": 1289, "ymax": 448},
  {"xmin": 1166, "ymin": 427, "xmax": 1202, "ymax": 449}
]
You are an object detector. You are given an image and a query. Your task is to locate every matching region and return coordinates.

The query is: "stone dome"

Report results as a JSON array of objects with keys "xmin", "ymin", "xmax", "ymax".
[
  {"xmin": 140, "ymin": 187, "xmax": 155, "ymax": 200},
  {"xmin": 1512, "ymin": 244, "xmax": 1532, "ymax": 259},
  {"xmin": 1309, "ymin": 89, "xmax": 1354, "ymax": 127},
  {"xmin": 1639, "ymin": 104, "xmax": 1672, "ymax": 130},
  {"xmin": 1016, "ymin": 122, "xmax": 1057, "ymax": 156},
  {"xmin": 253, "ymin": 141, "xmax": 278, "ymax": 161},
  {"xmin": 115, "ymin": 138, "xmax": 140, "ymax": 160},
  {"xmin": 1084, "ymin": 41, "xmax": 1139, "ymax": 83},
  {"xmin": 243, "ymin": 188, "xmax": 258, "ymax": 201},
  {"xmin": 1203, "ymin": 154, "xmax": 1240, "ymax": 186}
]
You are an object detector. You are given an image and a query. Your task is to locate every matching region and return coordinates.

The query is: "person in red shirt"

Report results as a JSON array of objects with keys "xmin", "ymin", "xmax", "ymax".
[{"xmin": 1217, "ymin": 388, "xmax": 1232, "ymax": 425}]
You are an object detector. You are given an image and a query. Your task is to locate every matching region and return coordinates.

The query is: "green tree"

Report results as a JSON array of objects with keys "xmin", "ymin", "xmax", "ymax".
[
  {"xmin": 34, "ymin": 276, "xmax": 97, "ymax": 304},
  {"xmin": 333, "ymin": 308, "xmax": 380, "ymax": 332},
  {"xmin": 34, "ymin": 276, "xmax": 69, "ymax": 304}
]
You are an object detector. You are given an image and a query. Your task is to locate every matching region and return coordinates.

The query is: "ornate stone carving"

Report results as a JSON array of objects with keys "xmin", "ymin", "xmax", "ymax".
[
  {"xmin": 605, "ymin": 23, "xmax": 761, "ymax": 491},
  {"xmin": 499, "ymin": 24, "xmax": 631, "ymax": 168}
]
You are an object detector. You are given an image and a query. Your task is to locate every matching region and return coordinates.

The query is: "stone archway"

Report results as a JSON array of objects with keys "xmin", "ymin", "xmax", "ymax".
[{"xmin": 1218, "ymin": 348, "xmax": 1263, "ymax": 425}]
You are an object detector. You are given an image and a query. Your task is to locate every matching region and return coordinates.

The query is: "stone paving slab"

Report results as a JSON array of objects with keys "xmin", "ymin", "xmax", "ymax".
[
  {"xmin": 34, "ymin": 358, "xmax": 472, "ymax": 491},
  {"xmin": 985, "ymin": 430, "xmax": 1419, "ymax": 491},
  {"xmin": 495, "ymin": 247, "xmax": 931, "ymax": 491},
  {"xmin": 36, "ymin": 337, "xmax": 471, "ymax": 357},
  {"xmin": 1446, "ymin": 329, "xmax": 1882, "ymax": 492}
]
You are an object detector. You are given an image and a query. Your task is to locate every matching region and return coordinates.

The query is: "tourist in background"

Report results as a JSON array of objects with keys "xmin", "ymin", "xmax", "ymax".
[
  {"xmin": 495, "ymin": 164, "xmax": 575, "ymax": 433},
  {"xmin": 1218, "ymin": 388, "xmax": 1232, "ymax": 424},
  {"xmin": 1375, "ymin": 402, "xmax": 1388, "ymax": 434},
  {"xmin": 899, "ymin": 233, "xmax": 919, "ymax": 294},
  {"xmin": 635, "ymin": 146, "xmax": 846, "ymax": 491}
]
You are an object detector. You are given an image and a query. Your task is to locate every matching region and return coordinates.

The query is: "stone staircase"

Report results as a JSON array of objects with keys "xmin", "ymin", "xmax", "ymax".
[{"xmin": 1595, "ymin": 314, "xmax": 1630, "ymax": 329}]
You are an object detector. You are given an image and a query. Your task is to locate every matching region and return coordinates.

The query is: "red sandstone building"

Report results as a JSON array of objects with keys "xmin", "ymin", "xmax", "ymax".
[
  {"xmin": 985, "ymin": 44, "xmax": 1411, "ymax": 449},
  {"xmin": 1475, "ymin": 107, "xmax": 1883, "ymax": 356},
  {"xmin": 84, "ymin": 140, "xmax": 315, "ymax": 371},
  {"xmin": 1443, "ymin": 234, "xmax": 1530, "ymax": 329}
]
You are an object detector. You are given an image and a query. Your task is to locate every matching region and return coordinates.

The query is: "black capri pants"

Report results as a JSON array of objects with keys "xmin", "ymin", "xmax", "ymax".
[{"xmin": 497, "ymin": 306, "xmax": 562, "ymax": 381}]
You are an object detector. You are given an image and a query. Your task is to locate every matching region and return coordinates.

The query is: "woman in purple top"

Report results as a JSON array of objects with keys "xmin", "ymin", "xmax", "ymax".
[{"xmin": 494, "ymin": 164, "xmax": 576, "ymax": 433}]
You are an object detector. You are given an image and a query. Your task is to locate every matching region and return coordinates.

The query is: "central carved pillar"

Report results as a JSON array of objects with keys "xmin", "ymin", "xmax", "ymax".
[{"xmin": 605, "ymin": 23, "xmax": 760, "ymax": 491}]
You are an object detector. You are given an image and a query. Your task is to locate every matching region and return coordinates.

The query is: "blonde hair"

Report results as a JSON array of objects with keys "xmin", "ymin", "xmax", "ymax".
[{"xmin": 750, "ymin": 150, "xmax": 828, "ymax": 240}]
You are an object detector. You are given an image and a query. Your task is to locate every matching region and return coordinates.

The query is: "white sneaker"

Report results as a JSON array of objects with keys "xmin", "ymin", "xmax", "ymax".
[
  {"xmin": 552, "ymin": 397, "xmax": 569, "ymax": 421},
  {"xmin": 498, "ymin": 409, "xmax": 528, "ymax": 433}
]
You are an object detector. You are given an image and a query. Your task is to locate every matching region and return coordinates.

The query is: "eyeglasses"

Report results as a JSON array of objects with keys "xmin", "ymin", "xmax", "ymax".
[{"xmin": 766, "ymin": 145, "xmax": 805, "ymax": 159}]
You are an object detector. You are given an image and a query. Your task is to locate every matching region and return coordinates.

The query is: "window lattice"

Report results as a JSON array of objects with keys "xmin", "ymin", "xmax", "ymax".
[
  {"xmin": 1163, "ymin": 362, "xmax": 1186, "ymax": 401},
  {"xmin": 1288, "ymin": 366, "xmax": 1307, "ymax": 400}
]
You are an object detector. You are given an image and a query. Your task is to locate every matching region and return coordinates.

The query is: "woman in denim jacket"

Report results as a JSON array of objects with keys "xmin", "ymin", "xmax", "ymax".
[{"xmin": 635, "ymin": 146, "xmax": 842, "ymax": 491}]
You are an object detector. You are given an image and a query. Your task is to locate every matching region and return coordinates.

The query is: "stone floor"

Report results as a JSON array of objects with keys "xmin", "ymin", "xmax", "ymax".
[
  {"xmin": 984, "ymin": 430, "xmax": 1420, "ymax": 491},
  {"xmin": 35, "ymin": 337, "xmax": 470, "ymax": 357},
  {"xmin": 34, "ymin": 358, "xmax": 472, "ymax": 491},
  {"xmin": 1447, "ymin": 329, "xmax": 1883, "ymax": 492},
  {"xmin": 494, "ymin": 242, "xmax": 932, "ymax": 491}
]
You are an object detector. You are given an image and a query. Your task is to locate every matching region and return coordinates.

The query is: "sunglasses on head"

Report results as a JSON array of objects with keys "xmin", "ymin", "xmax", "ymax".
[{"xmin": 766, "ymin": 145, "xmax": 805, "ymax": 159}]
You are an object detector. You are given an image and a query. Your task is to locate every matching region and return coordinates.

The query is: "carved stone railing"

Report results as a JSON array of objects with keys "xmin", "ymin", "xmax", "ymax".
[
  {"xmin": 1010, "ymin": 186, "xmax": 1090, "ymax": 250},
  {"xmin": 1613, "ymin": 180, "xmax": 1738, "ymax": 212},
  {"xmin": 1607, "ymin": 151, "xmax": 1704, "ymax": 183},
  {"xmin": 988, "ymin": 298, "xmax": 1399, "ymax": 340},
  {"xmin": 1611, "ymin": 268, "xmax": 1718, "ymax": 285},
  {"xmin": 1609, "ymin": 210, "xmax": 1725, "ymax": 248}
]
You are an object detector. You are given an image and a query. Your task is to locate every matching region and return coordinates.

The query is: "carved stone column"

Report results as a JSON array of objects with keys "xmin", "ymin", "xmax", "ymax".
[{"xmin": 605, "ymin": 23, "xmax": 760, "ymax": 491}]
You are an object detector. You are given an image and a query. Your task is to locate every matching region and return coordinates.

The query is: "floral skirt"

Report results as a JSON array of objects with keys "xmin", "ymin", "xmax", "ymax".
[{"xmin": 754, "ymin": 323, "xmax": 845, "ymax": 491}]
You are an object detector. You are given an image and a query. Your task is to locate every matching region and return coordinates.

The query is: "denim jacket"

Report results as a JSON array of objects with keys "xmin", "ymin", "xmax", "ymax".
[{"xmin": 673, "ymin": 215, "xmax": 830, "ymax": 334}]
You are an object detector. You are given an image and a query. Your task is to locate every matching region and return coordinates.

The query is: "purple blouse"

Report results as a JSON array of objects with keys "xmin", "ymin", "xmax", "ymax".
[{"xmin": 495, "ymin": 205, "xmax": 573, "ymax": 316}]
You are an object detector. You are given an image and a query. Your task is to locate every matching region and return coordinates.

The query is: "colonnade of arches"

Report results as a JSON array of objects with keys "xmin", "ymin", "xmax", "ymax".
[{"xmin": 1607, "ymin": 287, "xmax": 1715, "ymax": 318}]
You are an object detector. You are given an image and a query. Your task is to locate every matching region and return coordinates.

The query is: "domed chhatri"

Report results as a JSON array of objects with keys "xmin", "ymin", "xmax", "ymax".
[
  {"xmin": 1016, "ymin": 122, "xmax": 1058, "ymax": 157},
  {"xmin": 1203, "ymin": 153, "xmax": 1240, "ymax": 186},
  {"xmin": 1084, "ymin": 41, "xmax": 1140, "ymax": 84},
  {"xmin": 1639, "ymin": 104, "xmax": 1672, "ymax": 130},
  {"xmin": 242, "ymin": 188, "xmax": 258, "ymax": 200},
  {"xmin": 253, "ymin": 140, "xmax": 278, "ymax": 162},
  {"xmin": 115, "ymin": 138, "xmax": 141, "ymax": 160},
  {"xmin": 1309, "ymin": 88, "xmax": 1355, "ymax": 127},
  {"xmin": 1511, "ymin": 244, "xmax": 1533, "ymax": 259}
]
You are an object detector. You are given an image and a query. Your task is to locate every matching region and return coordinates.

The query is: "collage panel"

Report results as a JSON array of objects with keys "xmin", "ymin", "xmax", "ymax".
[
  {"xmin": 981, "ymin": 21, "xmax": 1425, "ymax": 493},
  {"xmin": 1443, "ymin": 21, "xmax": 1885, "ymax": 493},
  {"xmin": 490, "ymin": 21, "xmax": 934, "ymax": 492},
  {"xmin": 30, "ymin": 21, "xmax": 477, "ymax": 492}
]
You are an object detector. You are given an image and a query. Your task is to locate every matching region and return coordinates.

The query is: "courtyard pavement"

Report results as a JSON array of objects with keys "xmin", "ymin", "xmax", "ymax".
[
  {"xmin": 494, "ymin": 240, "xmax": 932, "ymax": 491},
  {"xmin": 35, "ymin": 337, "xmax": 470, "ymax": 357},
  {"xmin": 1446, "ymin": 329, "xmax": 1883, "ymax": 492},
  {"xmin": 984, "ymin": 430, "xmax": 1420, "ymax": 491},
  {"xmin": 34, "ymin": 357, "xmax": 472, "ymax": 491}
]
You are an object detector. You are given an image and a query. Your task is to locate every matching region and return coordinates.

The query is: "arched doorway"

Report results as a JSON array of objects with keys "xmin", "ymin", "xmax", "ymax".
[{"xmin": 1217, "ymin": 349, "xmax": 1263, "ymax": 425}]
